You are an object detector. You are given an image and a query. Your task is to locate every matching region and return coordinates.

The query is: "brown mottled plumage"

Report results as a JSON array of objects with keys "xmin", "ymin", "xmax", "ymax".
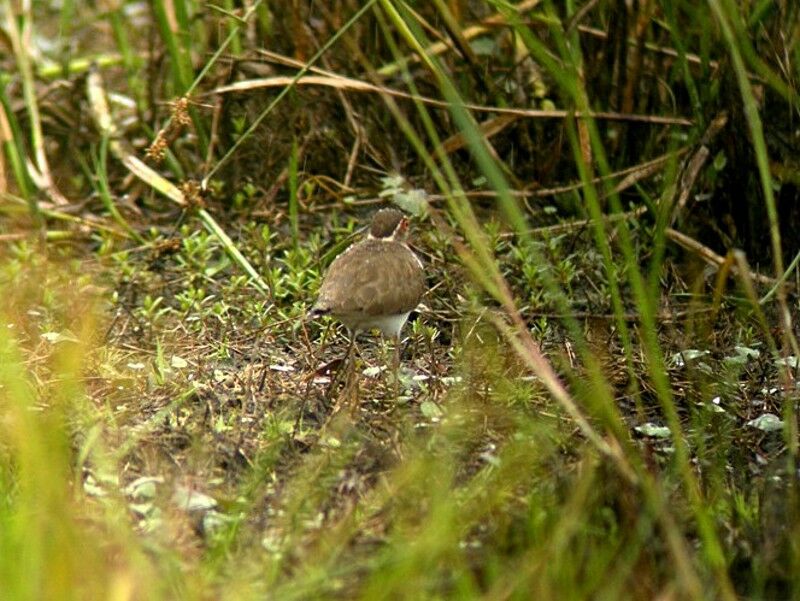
[{"xmin": 312, "ymin": 209, "xmax": 425, "ymax": 338}]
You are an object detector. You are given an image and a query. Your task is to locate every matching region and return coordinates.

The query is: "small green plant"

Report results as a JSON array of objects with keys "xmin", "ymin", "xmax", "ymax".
[{"xmin": 135, "ymin": 294, "xmax": 170, "ymax": 325}]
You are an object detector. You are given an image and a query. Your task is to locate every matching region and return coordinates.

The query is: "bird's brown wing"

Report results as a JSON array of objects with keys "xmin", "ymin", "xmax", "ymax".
[
  {"xmin": 315, "ymin": 241, "xmax": 424, "ymax": 316},
  {"xmin": 360, "ymin": 243, "xmax": 425, "ymax": 315}
]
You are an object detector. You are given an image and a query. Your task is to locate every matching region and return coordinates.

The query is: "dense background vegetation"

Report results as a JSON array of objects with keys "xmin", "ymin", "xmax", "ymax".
[{"xmin": 1, "ymin": 1, "xmax": 799, "ymax": 598}]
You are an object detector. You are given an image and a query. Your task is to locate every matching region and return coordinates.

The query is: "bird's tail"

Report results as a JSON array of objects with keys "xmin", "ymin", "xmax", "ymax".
[{"xmin": 307, "ymin": 304, "xmax": 330, "ymax": 318}]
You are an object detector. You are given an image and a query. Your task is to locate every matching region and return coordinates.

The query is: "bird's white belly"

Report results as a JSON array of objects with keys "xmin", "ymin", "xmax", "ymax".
[{"xmin": 340, "ymin": 311, "xmax": 411, "ymax": 338}]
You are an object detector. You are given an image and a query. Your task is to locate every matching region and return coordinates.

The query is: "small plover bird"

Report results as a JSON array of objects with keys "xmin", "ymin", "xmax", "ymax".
[{"xmin": 310, "ymin": 208, "xmax": 425, "ymax": 394}]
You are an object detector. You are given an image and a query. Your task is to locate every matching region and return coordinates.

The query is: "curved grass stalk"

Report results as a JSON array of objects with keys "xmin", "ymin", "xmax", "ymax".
[
  {"xmin": 2, "ymin": 0, "xmax": 68, "ymax": 207},
  {"xmin": 86, "ymin": 66, "xmax": 269, "ymax": 296}
]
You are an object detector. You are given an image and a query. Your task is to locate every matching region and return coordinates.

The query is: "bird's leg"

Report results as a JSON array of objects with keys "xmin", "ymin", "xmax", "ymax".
[
  {"xmin": 344, "ymin": 331, "xmax": 356, "ymax": 365},
  {"xmin": 344, "ymin": 342, "xmax": 360, "ymax": 415},
  {"xmin": 325, "ymin": 331, "xmax": 356, "ymax": 403},
  {"xmin": 392, "ymin": 334, "xmax": 401, "ymax": 401},
  {"xmin": 334, "ymin": 333, "xmax": 361, "ymax": 417}
]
